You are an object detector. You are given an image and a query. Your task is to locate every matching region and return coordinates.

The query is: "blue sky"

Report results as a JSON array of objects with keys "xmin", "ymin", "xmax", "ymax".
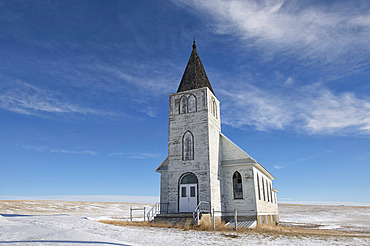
[{"xmin": 0, "ymin": 0, "xmax": 369, "ymax": 204}]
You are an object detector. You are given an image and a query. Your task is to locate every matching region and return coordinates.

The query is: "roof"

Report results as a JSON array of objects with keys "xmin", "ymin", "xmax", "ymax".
[
  {"xmin": 177, "ymin": 40, "xmax": 214, "ymax": 94},
  {"xmin": 220, "ymin": 133, "xmax": 275, "ymax": 180},
  {"xmin": 156, "ymin": 156, "xmax": 168, "ymax": 172}
]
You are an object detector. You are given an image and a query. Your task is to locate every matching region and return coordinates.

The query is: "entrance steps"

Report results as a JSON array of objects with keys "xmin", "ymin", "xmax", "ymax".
[
  {"xmin": 225, "ymin": 220, "xmax": 257, "ymax": 229},
  {"xmin": 152, "ymin": 213, "xmax": 194, "ymax": 225}
]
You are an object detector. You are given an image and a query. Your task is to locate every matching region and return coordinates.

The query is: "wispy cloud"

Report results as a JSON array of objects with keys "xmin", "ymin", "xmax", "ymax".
[
  {"xmin": 220, "ymin": 82, "xmax": 370, "ymax": 135},
  {"xmin": 23, "ymin": 145, "xmax": 96, "ymax": 155},
  {"xmin": 219, "ymin": 84, "xmax": 292, "ymax": 131},
  {"xmin": 109, "ymin": 151, "xmax": 160, "ymax": 159},
  {"xmin": 173, "ymin": 0, "xmax": 370, "ymax": 136},
  {"xmin": 177, "ymin": 0, "xmax": 370, "ymax": 70},
  {"xmin": 273, "ymin": 165, "xmax": 286, "ymax": 169},
  {"xmin": 302, "ymin": 90, "xmax": 370, "ymax": 134},
  {"xmin": 0, "ymin": 79, "xmax": 114, "ymax": 117}
]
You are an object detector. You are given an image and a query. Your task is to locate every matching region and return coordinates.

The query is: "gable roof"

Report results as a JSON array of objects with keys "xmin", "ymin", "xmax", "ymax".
[
  {"xmin": 156, "ymin": 156, "xmax": 168, "ymax": 172},
  {"xmin": 220, "ymin": 133, "xmax": 257, "ymax": 163},
  {"xmin": 220, "ymin": 133, "xmax": 275, "ymax": 180},
  {"xmin": 177, "ymin": 40, "xmax": 214, "ymax": 94}
]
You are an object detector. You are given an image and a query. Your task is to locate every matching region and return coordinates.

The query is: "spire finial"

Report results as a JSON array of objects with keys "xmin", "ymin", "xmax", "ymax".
[{"xmin": 192, "ymin": 37, "xmax": 196, "ymax": 50}]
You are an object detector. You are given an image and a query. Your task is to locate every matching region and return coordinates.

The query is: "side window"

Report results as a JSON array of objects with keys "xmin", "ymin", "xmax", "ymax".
[
  {"xmin": 179, "ymin": 96, "xmax": 187, "ymax": 114},
  {"xmin": 267, "ymin": 180, "xmax": 270, "ymax": 202},
  {"xmin": 233, "ymin": 171, "xmax": 243, "ymax": 199},
  {"xmin": 269, "ymin": 182, "xmax": 273, "ymax": 203},
  {"xmin": 212, "ymin": 99, "xmax": 217, "ymax": 119},
  {"xmin": 257, "ymin": 174, "xmax": 261, "ymax": 200},
  {"xmin": 188, "ymin": 95, "xmax": 197, "ymax": 113},
  {"xmin": 182, "ymin": 131, "xmax": 194, "ymax": 161},
  {"xmin": 262, "ymin": 177, "xmax": 266, "ymax": 201}
]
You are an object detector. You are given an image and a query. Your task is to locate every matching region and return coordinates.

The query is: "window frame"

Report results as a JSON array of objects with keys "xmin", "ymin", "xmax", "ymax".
[
  {"xmin": 179, "ymin": 95, "xmax": 188, "ymax": 114},
  {"xmin": 232, "ymin": 171, "xmax": 243, "ymax": 200},
  {"xmin": 182, "ymin": 131, "xmax": 194, "ymax": 161}
]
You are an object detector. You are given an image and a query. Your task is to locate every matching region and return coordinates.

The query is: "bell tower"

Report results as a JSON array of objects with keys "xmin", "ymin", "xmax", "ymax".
[{"xmin": 164, "ymin": 40, "xmax": 222, "ymax": 213}]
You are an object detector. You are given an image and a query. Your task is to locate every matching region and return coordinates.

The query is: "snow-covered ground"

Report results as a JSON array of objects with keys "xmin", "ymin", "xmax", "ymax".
[
  {"xmin": 0, "ymin": 201, "xmax": 369, "ymax": 245},
  {"xmin": 279, "ymin": 204, "xmax": 370, "ymax": 233},
  {"xmin": 0, "ymin": 200, "xmax": 153, "ymax": 221}
]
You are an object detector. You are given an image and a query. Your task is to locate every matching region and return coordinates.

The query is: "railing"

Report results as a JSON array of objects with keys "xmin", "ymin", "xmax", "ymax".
[
  {"xmin": 146, "ymin": 202, "xmax": 168, "ymax": 222},
  {"xmin": 193, "ymin": 201, "xmax": 211, "ymax": 226},
  {"xmin": 130, "ymin": 207, "xmax": 146, "ymax": 222}
]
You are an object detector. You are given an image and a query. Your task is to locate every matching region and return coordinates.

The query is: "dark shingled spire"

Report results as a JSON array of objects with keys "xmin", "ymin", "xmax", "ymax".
[{"xmin": 177, "ymin": 39, "xmax": 214, "ymax": 94}]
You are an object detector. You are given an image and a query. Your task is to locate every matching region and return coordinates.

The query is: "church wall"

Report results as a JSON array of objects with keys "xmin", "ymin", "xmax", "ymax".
[
  {"xmin": 253, "ymin": 167, "xmax": 279, "ymax": 216},
  {"xmin": 207, "ymin": 89, "xmax": 222, "ymax": 212},
  {"xmin": 220, "ymin": 164, "xmax": 257, "ymax": 219},
  {"xmin": 159, "ymin": 171, "xmax": 168, "ymax": 206}
]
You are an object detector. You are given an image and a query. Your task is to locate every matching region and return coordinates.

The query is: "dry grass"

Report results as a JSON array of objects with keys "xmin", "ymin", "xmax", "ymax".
[
  {"xmin": 254, "ymin": 224, "xmax": 370, "ymax": 239},
  {"xmin": 98, "ymin": 219, "xmax": 370, "ymax": 239}
]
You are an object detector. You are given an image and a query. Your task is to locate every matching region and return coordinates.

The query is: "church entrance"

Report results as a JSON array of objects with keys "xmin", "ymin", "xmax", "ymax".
[{"xmin": 179, "ymin": 173, "xmax": 198, "ymax": 213}]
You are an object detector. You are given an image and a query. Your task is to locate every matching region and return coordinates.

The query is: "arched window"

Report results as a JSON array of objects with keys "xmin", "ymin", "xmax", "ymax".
[
  {"xmin": 182, "ymin": 131, "xmax": 194, "ymax": 160},
  {"xmin": 188, "ymin": 94, "xmax": 197, "ymax": 113},
  {"xmin": 267, "ymin": 180, "xmax": 270, "ymax": 202},
  {"xmin": 233, "ymin": 171, "xmax": 243, "ymax": 199},
  {"xmin": 212, "ymin": 99, "xmax": 217, "ymax": 119},
  {"xmin": 269, "ymin": 182, "xmax": 273, "ymax": 203},
  {"xmin": 179, "ymin": 96, "xmax": 187, "ymax": 114},
  {"xmin": 180, "ymin": 173, "xmax": 198, "ymax": 184},
  {"xmin": 262, "ymin": 177, "xmax": 266, "ymax": 201},
  {"xmin": 257, "ymin": 174, "xmax": 261, "ymax": 200}
]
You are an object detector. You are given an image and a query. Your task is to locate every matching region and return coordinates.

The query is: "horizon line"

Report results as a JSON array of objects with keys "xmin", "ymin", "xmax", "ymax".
[{"xmin": 0, "ymin": 195, "xmax": 369, "ymax": 207}]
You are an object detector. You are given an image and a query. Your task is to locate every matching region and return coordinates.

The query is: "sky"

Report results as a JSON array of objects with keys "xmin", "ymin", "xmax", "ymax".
[{"xmin": 0, "ymin": 0, "xmax": 369, "ymax": 205}]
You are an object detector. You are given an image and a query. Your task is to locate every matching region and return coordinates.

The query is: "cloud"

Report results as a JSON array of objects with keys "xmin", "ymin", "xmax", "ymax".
[
  {"xmin": 177, "ymin": 0, "xmax": 370, "ymax": 69},
  {"xmin": 273, "ymin": 165, "xmax": 287, "ymax": 169},
  {"xmin": 219, "ymin": 84, "xmax": 293, "ymax": 131},
  {"xmin": 172, "ymin": 0, "xmax": 370, "ymax": 136},
  {"xmin": 0, "ymin": 79, "xmax": 114, "ymax": 117},
  {"xmin": 50, "ymin": 61, "xmax": 179, "ymax": 118},
  {"xmin": 23, "ymin": 145, "xmax": 96, "ymax": 155},
  {"xmin": 219, "ymin": 81, "xmax": 370, "ymax": 135},
  {"xmin": 109, "ymin": 151, "xmax": 160, "ymax": 159},
  {"xmin": 302, "ymin": 90, "xmax": 370, "ymax": 134},
  {"xmin": 88, "ymin": 63, "xmax": 178, "ymax": 96}
]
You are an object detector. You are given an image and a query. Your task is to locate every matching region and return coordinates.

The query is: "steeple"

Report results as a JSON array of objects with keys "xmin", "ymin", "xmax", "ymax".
[{"xmin": 177, "ymin": 39, "xmax": 214, "ymax": 94}]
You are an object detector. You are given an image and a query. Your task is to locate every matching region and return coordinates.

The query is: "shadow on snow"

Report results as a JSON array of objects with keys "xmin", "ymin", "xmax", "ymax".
[
  {"xmin": 0, "ymin": 240, "xmax": 130, "ymax": 245},
  {"xmin": 0, "ymin": 214, "xmax": 69, "ymax": 217}
]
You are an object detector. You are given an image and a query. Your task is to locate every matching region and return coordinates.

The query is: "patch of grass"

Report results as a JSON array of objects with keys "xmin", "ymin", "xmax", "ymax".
[
  {"xmin": 254, "ymin": 224, "xmax": 370, "ymax": 239},
  {"xmin": 98, "ymin": 219, "xmax": 370, "ymax": 240}
]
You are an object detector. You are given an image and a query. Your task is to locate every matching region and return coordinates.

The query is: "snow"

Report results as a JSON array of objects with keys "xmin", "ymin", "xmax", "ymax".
[
  {"xmin": 0, "ymin": 201, "xmax": 369, "ymax": 245},
  {"xmin": 278, "ymin": 204, "xmax": 370, "ymax": 233}
]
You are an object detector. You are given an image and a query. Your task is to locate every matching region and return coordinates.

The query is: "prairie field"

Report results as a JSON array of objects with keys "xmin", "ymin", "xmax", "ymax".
[{"xmin": 0, "ymin": 200, "xmax": 369, "ymax": 245}]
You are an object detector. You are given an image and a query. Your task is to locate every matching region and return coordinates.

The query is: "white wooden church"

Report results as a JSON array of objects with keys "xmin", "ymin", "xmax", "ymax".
[{"xmin": 155, "ymin": 41, "xmax": 279, "ymax": 226}]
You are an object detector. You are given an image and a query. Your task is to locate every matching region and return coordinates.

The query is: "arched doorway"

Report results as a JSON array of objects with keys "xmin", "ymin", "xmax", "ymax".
[{"xmin": 179, "ymin": 173, "xmax": 198, "ymax": 212}]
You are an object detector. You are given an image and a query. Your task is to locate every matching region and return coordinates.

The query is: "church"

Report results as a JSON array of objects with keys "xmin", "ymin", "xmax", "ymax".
[{"xmin": 155, "ymin": 40, "xmax": 279, "ymax": 226}]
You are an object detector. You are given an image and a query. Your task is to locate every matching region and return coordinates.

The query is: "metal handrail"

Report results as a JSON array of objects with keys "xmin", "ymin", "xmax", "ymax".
[
  {"xmin": 193, "ymin": 201, "xmax": 211, "ymax": 225},
  {"xmin": 146, "ymin": 202, "xmax": 168, "ymax": 222}
]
